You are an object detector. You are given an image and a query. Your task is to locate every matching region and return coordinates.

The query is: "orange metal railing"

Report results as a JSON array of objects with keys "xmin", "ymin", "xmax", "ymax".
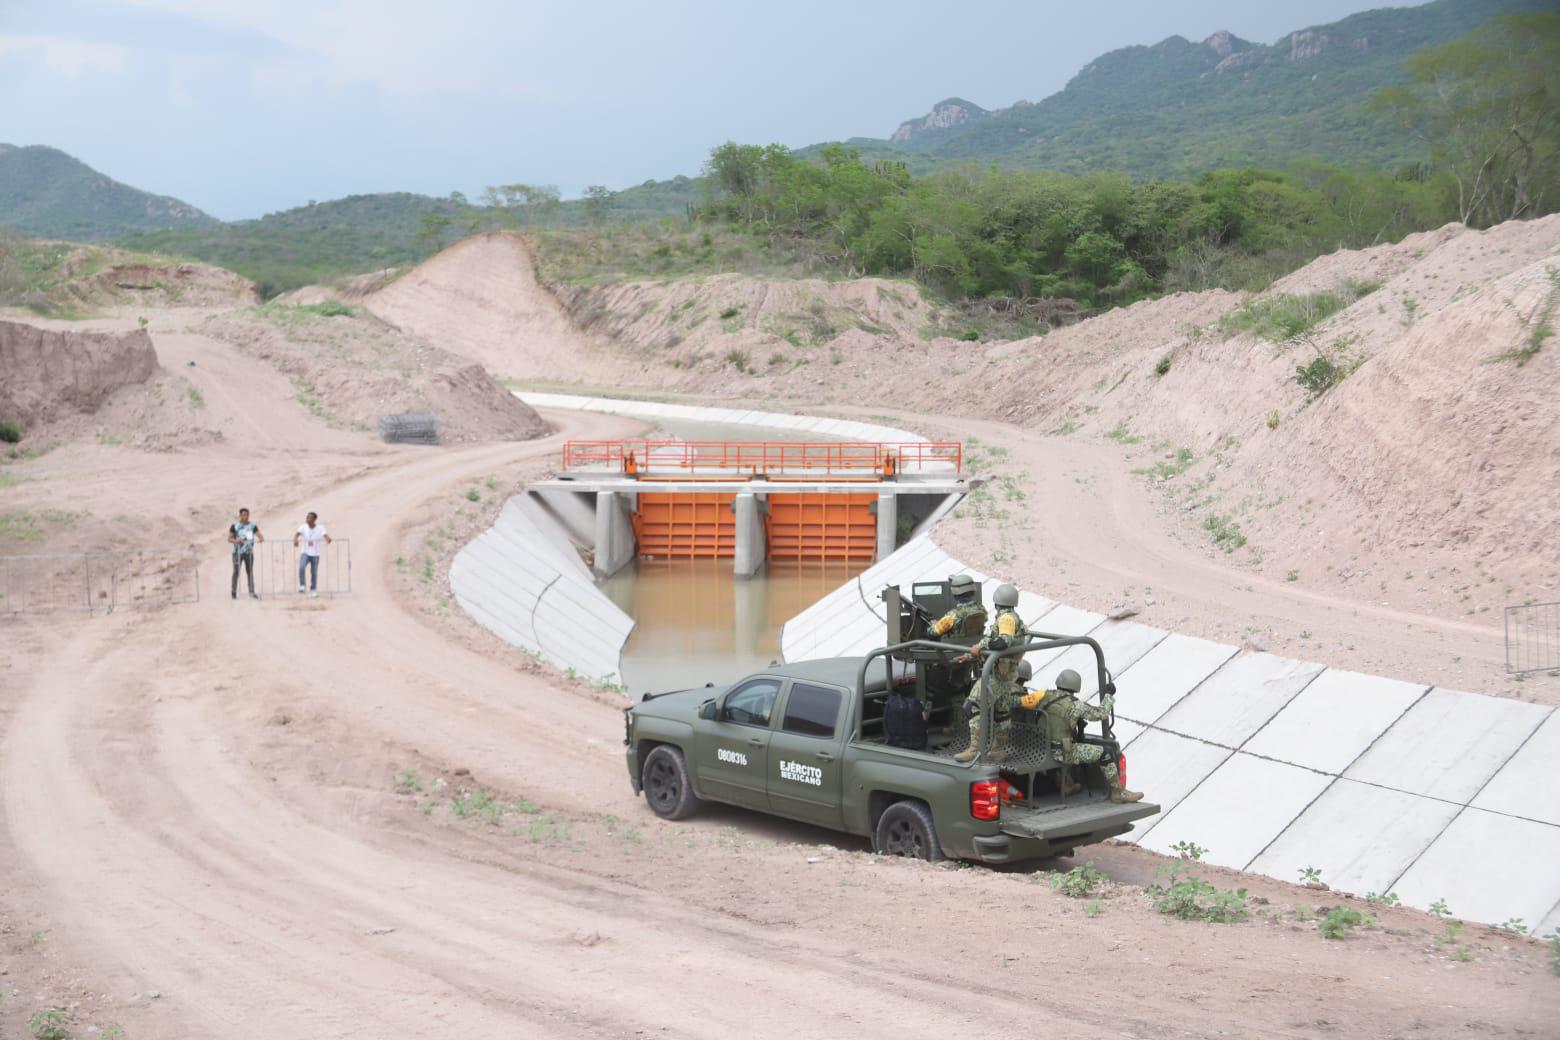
[{"xmin": 562, "ymin": 439, "xmax": 962, "ymax": 476}]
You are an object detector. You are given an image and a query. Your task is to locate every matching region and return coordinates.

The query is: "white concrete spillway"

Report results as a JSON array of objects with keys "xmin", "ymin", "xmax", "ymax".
[
  {"xmin": 783, "ymin": 535, "xmax": 1560, "ymax": 931},
  {"xmin": 454, "ymin": 392, "xmax": 1560, "ymax": 929}
]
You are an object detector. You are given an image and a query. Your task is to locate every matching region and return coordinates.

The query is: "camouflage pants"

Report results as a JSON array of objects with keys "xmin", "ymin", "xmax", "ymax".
[{"xmin": 1062, "ymin": 741, "xmax": 1120, "ymax": 784}]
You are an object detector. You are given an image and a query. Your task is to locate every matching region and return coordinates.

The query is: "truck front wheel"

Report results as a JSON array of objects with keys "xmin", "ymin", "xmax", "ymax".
[
  {"xmin": 873, "ymin": 800, "xmax": 944, "ymax": 861},
  {"xmin": 641, "ymin": 745, "xmax": 701, "ymax": 820}
]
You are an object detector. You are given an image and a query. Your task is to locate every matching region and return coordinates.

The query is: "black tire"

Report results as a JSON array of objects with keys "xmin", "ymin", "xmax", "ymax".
[
  {"xmin": 873, "ymin": 800, "xmax": 944, "ymax": 861},
  {"xmin": 641, "ymin": 745, "xmax": 701, "ymax": 820}
]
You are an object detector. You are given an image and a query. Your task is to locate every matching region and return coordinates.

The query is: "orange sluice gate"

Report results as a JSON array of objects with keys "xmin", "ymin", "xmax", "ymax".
[
  {"xmin": 633, "ymin": 493, "xmax": 737, "ymax": 559},
  {"xmin": 765, "ymin": 493, "xmax": 876, "ymax": 562}
]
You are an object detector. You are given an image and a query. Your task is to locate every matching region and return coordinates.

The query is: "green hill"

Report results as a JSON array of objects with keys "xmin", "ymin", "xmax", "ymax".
[
  {"xmin": 0, "ymin": 143, "xmax": 218, "ymax": 240},
  {"xmin": 122, "ymin": 177, "xmax": 702, "ymax": 296},
  {"xmin": 817, "ymin": 0, "xmax": 1553, "ymax": 177}
]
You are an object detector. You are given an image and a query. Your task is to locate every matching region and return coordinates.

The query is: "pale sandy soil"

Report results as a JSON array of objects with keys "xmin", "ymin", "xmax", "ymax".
[{"xmin": 2, "ymin": 231, "xmax": 1558, "ymax": 1038}]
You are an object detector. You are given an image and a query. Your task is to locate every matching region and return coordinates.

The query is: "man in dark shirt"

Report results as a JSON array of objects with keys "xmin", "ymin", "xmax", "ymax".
[{"xmin": 228, "ymin": 508, "xmax": 264, "ymax": 600}]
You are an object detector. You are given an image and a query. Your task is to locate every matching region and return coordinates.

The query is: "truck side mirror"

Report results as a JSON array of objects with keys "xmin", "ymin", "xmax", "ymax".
[{"xmin": 699, "ymin": 699, "xmax": 717, "ymax": 721}]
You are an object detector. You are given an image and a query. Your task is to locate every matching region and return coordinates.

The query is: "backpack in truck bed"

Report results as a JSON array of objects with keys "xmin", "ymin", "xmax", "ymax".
[{"xmin": 883, "ymin": 687, "xmax": 928, "ymax": 750}]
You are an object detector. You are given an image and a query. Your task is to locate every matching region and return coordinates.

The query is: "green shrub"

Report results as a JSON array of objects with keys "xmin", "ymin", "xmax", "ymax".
[
  {"xmin": 1318, "ymin": 906, "xmax": 1374, "ymax": 939},
  {"xmin": 1547, "ymin": 930, "xmax": 1559, "ymax": 975},
  {"xmin": 1204, "ymin": 513, "xmax": 1247, "ymax": 552},
  {"xmin": 1218, "ymin": 283, "xmax": 1376, "ymax": 342},
  {"xmin": 1148, "ymin": 863, "xmax": 1247, "ymax": 923},
  {"xmin": 718, "ymin": 306, "xmax": 740, "ymax": 320},
  {"xmin": 302, "ymin": 299, "xmax": 355, "ymax": 317},
  {"xmin": 1154, "ymin": 354, "xmax": 1171, "ymax": 377},
  {"xmin": 0, "ymin": 418, "xmax": 20, "ymax": 444},
  {"xmin": 1295, "ymin": 355, "xmax": 1341, "ymax": 398},
  {"xmin": 724, "ymin": 349, "xmax": 750, "ymax": 372},
  {"xmin": 1050, "ymin": 862, "xmax": 1109, "ymax": 898},
  {"xmin": 28, "ymin": 1008, "xmax": 71, "ymax": 1040}
]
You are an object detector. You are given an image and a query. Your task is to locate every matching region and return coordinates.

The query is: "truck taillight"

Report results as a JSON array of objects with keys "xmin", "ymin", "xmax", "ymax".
[
  {"xmin": 970, "ymin": 780, "xmax": 1000, "ymax": 821},
  {"xmin": 1117, "ymin": 754, "xmax": 1128, "ymax": 789}
]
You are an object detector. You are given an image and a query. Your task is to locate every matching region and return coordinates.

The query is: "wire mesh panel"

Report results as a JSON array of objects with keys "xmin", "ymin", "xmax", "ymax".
[
  {"xmin": 1, "ymin": 549, "xmax": 198, "ymax": 615},
  {"xmin": 1506, "ymin": 601, "xmax": 1560, "ymax": 675},
  {"xmin": 241, "ymin": 539, "xmax": 353, "ymax": 599},
  {"xmin": 378, "ymin": 412, "xmax": 441, "ymax": 445}
]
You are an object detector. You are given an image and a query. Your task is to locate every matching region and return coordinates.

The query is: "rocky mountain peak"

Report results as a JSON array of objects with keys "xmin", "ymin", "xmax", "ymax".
[{"xmin": 891, "ymin": 97, "xmax": 990, "ymax": 144}]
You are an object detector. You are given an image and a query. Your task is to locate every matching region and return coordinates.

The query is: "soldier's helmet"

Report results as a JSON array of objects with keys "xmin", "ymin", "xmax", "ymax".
[
  {"xmin": 1017, "ymin": 660, "xmax": 1033, "ymax": 683},
  {"xmin": 993, "ymin": 583, "xmax": 1019, "ymax": 608},
  {"xmin": 948, "ymin": 573, "xmax": 978, "ymax": 601},
  {"xmin": 1055, "ymin": 668, "xmax": 1082, "ymax": 693}
]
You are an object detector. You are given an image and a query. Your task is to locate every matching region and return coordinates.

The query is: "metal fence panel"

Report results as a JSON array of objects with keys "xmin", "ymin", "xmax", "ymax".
[
  {"xmin": 1, "ymin": 548, "xmax": 199, "ymax": 615},
  {"xmin": 1505, "ymin": 601, "xmax": 1560, "ymax": 675},
  {"xmin": 237, "ymin": 539, "xmax": 352, "ymax": 599}
]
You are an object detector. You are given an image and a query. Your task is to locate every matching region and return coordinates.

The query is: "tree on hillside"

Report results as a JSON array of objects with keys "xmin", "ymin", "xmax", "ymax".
[
  {"xmin": 583, "ymin": 185, "xmax": 615, "ymax": 227},
  {"xmin": 1372, "ymin": 13, "xmax": 1559, "ymax": 226},
  {"xmin": 416, "ymin": 213, "xmax": 453, "ymax": 254},
  {"xmin": 480, "ymin": 183, "xmax": 563, "ymax": 227}
]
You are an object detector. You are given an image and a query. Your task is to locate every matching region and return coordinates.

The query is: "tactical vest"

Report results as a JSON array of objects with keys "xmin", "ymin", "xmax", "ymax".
[{"xmin": 1035, "ymin": 690, "xmax": 1076, "ymax": 755}]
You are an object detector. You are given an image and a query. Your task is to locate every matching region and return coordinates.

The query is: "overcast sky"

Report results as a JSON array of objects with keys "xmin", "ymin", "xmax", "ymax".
[{"xmin": 1, "ymin": 0, "xmax": 1412, "ymax": 220}]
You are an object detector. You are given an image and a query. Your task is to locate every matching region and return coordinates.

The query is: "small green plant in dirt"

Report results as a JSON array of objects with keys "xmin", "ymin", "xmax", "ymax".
[
  {"xmin": 100, "ymin": 1026, "xmax": 124, "ymax": 1040},
  {"xmin": 525, "ymin": 813, "xmax": 570, "ymax": 843},
  {"xmin": 451, "ymin": 787, "xmax": 505, "ymax": 826},
  {"xmin": 1497, "ymin": 917, "xmax": 1528, "ymax": 935},
  {"xmin": 1083, "ymin": 900, "xmax": 1104, "ymax": 918},
  {"xmin": 1169, "ymin": 840, "xmax": 1206, "ymax": 861},
  {"xmin": 1135, "ymin": 446, "xmax": 1194, "ymax": 481},
  {"xmin": 1364, "ymin": 890, "xmax": 1400, "ymax": 907},
  {"xmin": 1546, "ymin": 930, "xmax": 1560, "ymax": 975},
  {"xmin": 511, "ymin": 797, "xmax": 541, "ymax": 815},
  {"xmin": 718, "ymin": 306, "xmax": 740, "ymax": 320},
  {"xmin": 1204, "ymin": 513, "xmax": 1247, "ymax": 553},
  {"xmin": 393, "ymin": 768, "xmax": 423, "ymax": 794},
  {"xmin": 1318, "ymin": 906, "xmax": 1374, "ymax": 940},
  {"xmin": 28, "ymin": 1008, "xmax": 71, "ymax": 1040},
  {"xmin": 1154, "ymin": 354, "xmax": 1171, "ymax": 377},
  {"xmin": 724, "ymin": 349, "xmax": 750, "ymax": 373},
  {"xmin": 1050, "ymin": 862, "xmax": 1109, "ymax": 898},
  {"xmin": 1491, "ymin": 316, "xmax": 1554, "ymax": 366},
  {"xmin": 0, "ymin": 418, "xmax": 21, "ymax": 444},
  {"xmin": 186, "ymin": 385, "xmax": 205, "ymax": 409},
  {"xmin": 1435, "ymin": 920, "xmax": 1465, "ymax": 947},
  {"xmin": 1298, "ymin": 865, "xmax": 1323, "ymax": 885},
  {"xmin": 1428, "ymin": 898, "xmax": 1451, "ymax": 918},
  {"xmin": 420, "ymin": 555, "xmax": 434, "ymax": 583},
  {"xmin": 1148, "ymin": 862, "xmax": 1247, "ymax": 923},
  {"xmin": 1451, "ymin": 945, "xmax": 1475, "ymax": 962},
  {"xmin": 465, "ymin": 487, "xmax": 480, "ymax": 502},
  {"xmin": 1105, "ymin": 420, "xmax": 1142, "ymax": 445},
  {"xmin": 1265, "ymin": 409, "xmax": 1280, "ymax": 430},
  {"xmin": 1285, "ymin": 569, "xmax": 1299, "ymax": 582}
]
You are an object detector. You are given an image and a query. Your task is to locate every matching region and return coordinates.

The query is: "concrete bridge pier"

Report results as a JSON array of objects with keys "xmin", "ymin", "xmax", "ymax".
[
  {"xmin": 593, "ymin": 490, "xmax": 636, "ymax": 578},
  {"xmin": 875, "ymin": 492, "xmax": 897, "ymax": 564},
  {"xmin": 733, "ymin": 492, "xmax": 766, "ymax": 579}
]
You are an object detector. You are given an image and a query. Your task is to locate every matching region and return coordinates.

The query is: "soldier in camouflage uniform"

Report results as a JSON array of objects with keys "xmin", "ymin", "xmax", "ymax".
[
  {"xmin": 955, "ymin": 583, "xmax": 1027, "ymax": 763},
  {"xmin": 928, "ymin": 573, "xmax": 983, "ymax": 640},
  {"xmin": 1018, "ymin": 668, "xmax": 1143, "ymax": 802}
]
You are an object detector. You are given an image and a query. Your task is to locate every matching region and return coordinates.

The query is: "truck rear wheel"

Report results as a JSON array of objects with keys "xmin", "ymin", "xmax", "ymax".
[
  {"xmin": 873, "ymin": 800, "xmax": 944, "ymax": 861},
  {"xmin": 641, "ymin": 745, "xmax": 701, "ymax": 820}
]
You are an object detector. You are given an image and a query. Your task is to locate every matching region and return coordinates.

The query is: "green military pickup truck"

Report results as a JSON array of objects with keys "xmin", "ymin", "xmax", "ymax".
[{"xmin": 623, "ymin": 581, "xmax": 1159, "ymax": 863}]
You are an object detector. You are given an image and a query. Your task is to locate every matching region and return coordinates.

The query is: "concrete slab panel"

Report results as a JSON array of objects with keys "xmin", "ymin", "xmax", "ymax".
[
  {"xmin": 1038, "ymin": 620, "xmax": 1167, "ymax": 700},
  {"xmin": 1539, "ymin": 898, "xmax": 1560, "ymax": 939},
  {"xmin": 1243, "ymin": 668, "xmax": 1427, "ymax": 775},
  {"xmin": 1015, "ymin": 590, "xmax": 1059, "ymax": 626},
  {"xmin": 1111, "ymin": 633, "xmax": 1238, "ymax": 726},
  {"xmin": 1141, "ymin": 753, "xmax": 1332, "ymax": 869},
  {"xmin": 1249, "ymin": 780, "xmax": 1460, "ymax": 896},
  {"xmin": 1023, "ymin": 604, "xmax": 1106, "ymax": 672},
  {"xmin": 1393, "ymin": 808, "xmax": 1560, "ymax": 926},
  {"xmin": 1112, "ymin": 716, "xmax": 1146, "ymax": 749},
  {"xmin": 1346, "ymin": 690, "xmax": 1551, "ymax": 803},
  {"xmin": 1116, "ymin": 729, "xmax": 1232, "ymax": 827},
  {"xmin": 1157, "ymin": 652, "xmax": 1324, "ymax": 749},
  {"xmin": 1471, "ymin": 710, "xmax": 1560, "ymax": 826}
]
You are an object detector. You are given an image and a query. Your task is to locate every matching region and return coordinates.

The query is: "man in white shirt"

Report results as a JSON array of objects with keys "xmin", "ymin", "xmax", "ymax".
[{"xmin": 293, "ymin": 512, "xmax": 332, "ymax": 597}]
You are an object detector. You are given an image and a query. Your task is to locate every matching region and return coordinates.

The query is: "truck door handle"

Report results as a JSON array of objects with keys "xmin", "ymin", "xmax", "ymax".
[
  {"xmin": 747, "ymin": 738, "xmax": 765, "ymax": 747},
  {"xmin": 816, "ymin": 752, "xmax": 836, "ymax": 762}
]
